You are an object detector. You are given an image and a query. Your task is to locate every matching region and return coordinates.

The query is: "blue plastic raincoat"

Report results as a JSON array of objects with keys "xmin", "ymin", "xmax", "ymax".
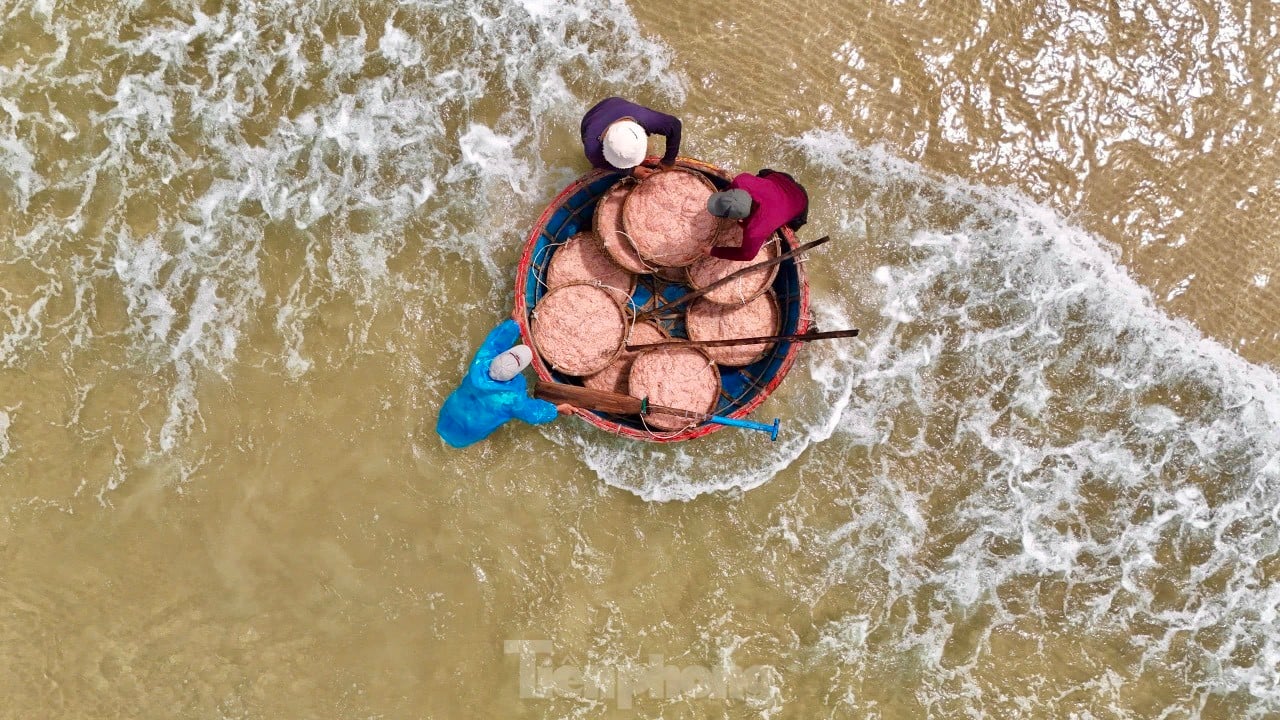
[{"xmin": 435, "ymin": 320, "xmax": 559, "ymax": 448}]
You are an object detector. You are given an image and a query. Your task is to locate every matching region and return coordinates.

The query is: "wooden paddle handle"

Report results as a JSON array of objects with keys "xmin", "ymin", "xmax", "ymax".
[
  {"xmin": 533, "ymin": 380, "xmax": 645, "ymax": 416},
  {"xmin": 635, "ymin": 236, "xmax": 831, "ymax": 320},
  {"xmin": 534, "ymin": 380, "xmax": 720, "ymax": 423},
  {"xmin": 625, "ymin": 328, "xmax": 860, "ymax": 352}
]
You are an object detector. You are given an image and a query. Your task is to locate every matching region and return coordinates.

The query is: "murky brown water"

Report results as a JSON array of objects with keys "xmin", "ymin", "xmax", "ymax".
[{"xmin": 2, "ymin": 0, "xmax": 1278, "ymax": 717}]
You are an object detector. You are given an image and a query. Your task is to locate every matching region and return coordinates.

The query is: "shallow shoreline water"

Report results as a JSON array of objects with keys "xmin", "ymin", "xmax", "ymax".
[{"xmin": 1, "ymin": 0, "xmax": 1278, "ymax": 717}]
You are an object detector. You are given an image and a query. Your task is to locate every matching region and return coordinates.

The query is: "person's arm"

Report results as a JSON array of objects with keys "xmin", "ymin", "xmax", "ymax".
[
  {"xmin": 510, "ymin": 395, "xmax": 560, "ymax": 425},
  {"xmin": 631, "ymin": 106, "xmax": 682, "ymax": 166},
  {"xmin": 658, "ymin": 115, "xmax": 681, "ymax": 165},
  {"xmin": 710, "ymin": 223, "xmax": 769, "ymax": 261}
]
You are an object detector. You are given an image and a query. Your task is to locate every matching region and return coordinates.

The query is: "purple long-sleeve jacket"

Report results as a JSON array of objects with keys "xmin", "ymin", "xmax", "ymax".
[{"xmin": 580, "ymin": 97, "xmax": 682, "ymax": 170}]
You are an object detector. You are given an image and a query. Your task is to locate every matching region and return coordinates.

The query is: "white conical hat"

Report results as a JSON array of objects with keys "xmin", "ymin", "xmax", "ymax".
[{"xmin": 602, "ymin": 120, "xmax": 647, "ymax": 169}]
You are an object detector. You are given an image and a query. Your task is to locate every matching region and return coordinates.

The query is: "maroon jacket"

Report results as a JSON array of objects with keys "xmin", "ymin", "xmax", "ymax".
[{"xmin": 711, "ymin": 171, "xmax": 809, "ymax": 261}]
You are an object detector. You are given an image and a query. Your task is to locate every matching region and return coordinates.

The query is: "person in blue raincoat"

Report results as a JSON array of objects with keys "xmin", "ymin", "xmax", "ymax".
[{"xmin": 436, "ymin": 317, "xmax": 574, "ymax": 448}]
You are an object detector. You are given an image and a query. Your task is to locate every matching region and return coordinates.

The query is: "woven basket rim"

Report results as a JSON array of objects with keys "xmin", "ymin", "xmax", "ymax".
[
  {"xmin": 620, "ymin": 167, "xmax": 718, "ymax": 269},
  {"xmin": 529, "ymin": 281, "xmax": 628, "ymax": 377}
]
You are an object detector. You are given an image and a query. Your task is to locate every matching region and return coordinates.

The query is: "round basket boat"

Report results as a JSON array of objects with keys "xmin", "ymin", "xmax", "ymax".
[{"xmin": 514, "ymin": 157, "xmax": 811, "ymax": 443}]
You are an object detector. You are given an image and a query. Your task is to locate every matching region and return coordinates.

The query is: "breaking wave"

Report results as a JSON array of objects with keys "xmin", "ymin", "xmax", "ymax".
[{"xmin": 0, "ymin": 0, "xmax": 681, "ymax": 494}]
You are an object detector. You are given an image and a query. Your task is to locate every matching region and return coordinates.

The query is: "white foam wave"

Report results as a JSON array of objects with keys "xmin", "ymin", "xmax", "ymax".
[
  {"xmin": 789, "ymin": 130, "xmax": 1280, "ymax": 716},
  {"xmin": 0, "ymin": 135, "xmax": 42, "ymax": 210},
  {"xmin": 0, "ymin": 409, "xmax": 13, "ymax": 464},
  {"xmin": 0, "ymin": 0, "xmax": 682, "ymax": 495}
]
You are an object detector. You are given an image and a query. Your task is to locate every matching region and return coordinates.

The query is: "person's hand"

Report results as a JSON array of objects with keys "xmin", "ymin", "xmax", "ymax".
[
  {"xmin": 659, "ymin": 162, "xmax": 675, "ymax": 171},
  {"xmin": 632, "ymin": 165, "xmax": 655, "ymax": 180},
  {"xmin": 556, "ymin": 404, "xmax": 577, "ymax": 415}
]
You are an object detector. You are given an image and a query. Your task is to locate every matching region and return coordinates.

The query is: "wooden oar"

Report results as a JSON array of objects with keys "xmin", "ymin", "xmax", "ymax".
[
  {"xmin": 634, "ymin": 235, "xmax": 831, "ymax": 320},
  {"xmin": 625, "ymin": 328, "xmax": 860, "ymax": 352},
  {"xmin": 535, "ymin": 381, "xmax": 648, "ymax": 415},
  {"xmin": 533, "ymin": 381, "xmax": 781, "ymax": 440}
]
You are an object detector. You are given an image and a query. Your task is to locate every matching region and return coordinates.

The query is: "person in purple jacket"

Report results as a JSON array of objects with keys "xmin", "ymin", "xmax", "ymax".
[
  {"xmin": 580, "ymin": 97, "xmax": 682, "ymax": 173},
  {"xmin": 705, "ymin": 169, "xmax": 810, "ymax": 262}
]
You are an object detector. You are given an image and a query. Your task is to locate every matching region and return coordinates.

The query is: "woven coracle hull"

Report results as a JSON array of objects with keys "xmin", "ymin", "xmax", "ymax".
[{"xmin": 514, "ymin": 157, "xmax": 810, "ymax": 443}]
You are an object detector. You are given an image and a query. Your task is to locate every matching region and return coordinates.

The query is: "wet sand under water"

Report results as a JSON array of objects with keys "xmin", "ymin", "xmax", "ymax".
[{"xmin": 1, "ymin": 0, "xmax": 1279, "ymax": 718}]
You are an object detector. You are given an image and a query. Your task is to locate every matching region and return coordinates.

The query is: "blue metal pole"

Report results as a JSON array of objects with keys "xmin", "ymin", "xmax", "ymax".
[
  {"xmin": 640, "ymin": 396, "xmax": 781, "ymax": 440},
  {"xmin": 706, "ymin": 415, "xmax": 781, "ymax": 441}
]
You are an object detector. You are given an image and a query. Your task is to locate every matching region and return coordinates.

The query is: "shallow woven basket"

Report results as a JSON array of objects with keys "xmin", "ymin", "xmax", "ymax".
[
  {"xmin": 686, "ymin": 235, "xmax": 781, "ymax": 306},
  {"xmin": 685, "ymin": 290, "xmax": 781, "ymax": 367},
  {"xmin": 592, "ymin": 177, "xmax": 652, "ymax": 275},
  {"xmin": 627, "ymin": 343, "xmax": 721, "ymax": 432},
  {"xmin": 620, "ymin": 166, "xmax": 718, "ymax": 269},
  {"xmin": 545, "ymin": 231, "xmax": 638, "ymax": 296},
  {"xmin": 529, "ymin": 282, "xmax": 627, "ymax": 376},
  {"xmin": 582, "ymin": 319, "xmax": 670, "ymax": 396}
]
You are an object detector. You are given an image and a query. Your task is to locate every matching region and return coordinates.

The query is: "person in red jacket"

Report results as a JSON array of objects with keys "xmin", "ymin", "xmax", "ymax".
[{"xmin": 705, "ymin": 169, "xmax": 809, "ymax": 261}]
